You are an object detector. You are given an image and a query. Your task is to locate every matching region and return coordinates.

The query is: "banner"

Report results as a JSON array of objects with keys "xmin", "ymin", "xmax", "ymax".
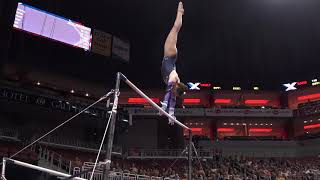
[
  {"xmin": 112, "ymin": 36, "xmax": 130, "ymax": 62},
  {"xmin": 0, "ymin": 87, "xmax": 107, "ymax": 119},
  {"xmin": 91, "ymin": 29, "xmax": 112, "ymax": 57},
  {"xmin": 124, "ymin": 108, "xmax": 205, "ymax": 117},
  {"xmin": 175, "ymin": 108, "xmax": 205, "ymax": 116},
  {"xmin": 205, "ymin": 108, "xmax": 293, "ymax": 117},
  {"xmin": 124, "ymin": 107, "xmax": 292, "ymax": 117}
]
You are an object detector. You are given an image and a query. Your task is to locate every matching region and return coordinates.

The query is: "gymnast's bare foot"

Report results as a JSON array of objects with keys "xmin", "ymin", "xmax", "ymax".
[
  {"xmin": 174, "ymin": 2, "xmax": 184, "ymax": 29},
  {"xmin": 178, "ymin": 2, "xmax": 184, "ymax": 14}
]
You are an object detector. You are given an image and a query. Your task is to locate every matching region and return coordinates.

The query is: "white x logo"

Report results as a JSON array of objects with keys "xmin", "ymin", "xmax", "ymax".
[
  {"xmin": 187, "ymin": 82, "xmax": 200, "ymax": 90},
  {"xmin": 283, "ymin": 82, "xmax": 297, "ymax": 91}
]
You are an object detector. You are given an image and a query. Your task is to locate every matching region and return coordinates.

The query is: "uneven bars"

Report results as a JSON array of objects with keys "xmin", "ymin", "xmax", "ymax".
[
  {"xmin": 1, "ymin": 158, "xmax": 6, "ymax": 180},
  {"xmin": 3, "ymin": 158, "xmax": 86, "ymax": 180},
  {"xmin": 119, "ymin": 73, "xmax": 190, "ymax": 130}
]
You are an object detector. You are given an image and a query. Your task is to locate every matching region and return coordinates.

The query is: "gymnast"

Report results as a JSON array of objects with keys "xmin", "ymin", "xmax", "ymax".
[{"xmin": 160, "ymin": 1, "xmax": 188, "ymax": 125}]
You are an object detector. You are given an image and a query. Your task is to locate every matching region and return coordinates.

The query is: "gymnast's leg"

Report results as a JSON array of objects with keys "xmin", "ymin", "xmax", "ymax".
[
  {"xmin": 164, "ymin": 1, "xmax": 184, "ymax": 59},
  {"xmin": 161, "ymin": 2, "xmax": 184, "ymax": 125}
]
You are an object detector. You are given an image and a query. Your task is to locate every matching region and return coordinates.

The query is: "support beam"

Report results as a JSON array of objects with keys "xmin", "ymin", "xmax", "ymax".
[
  {"xmin": 188, "ymin": 130, "xmax": 192, "ymax": 180},
  {"xmin": 103, "ymin": 72, "xmax": 121, "ymax": 180}
]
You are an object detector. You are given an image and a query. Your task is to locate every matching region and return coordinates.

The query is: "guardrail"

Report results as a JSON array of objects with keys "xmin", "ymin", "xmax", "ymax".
[
  {"xmin": 73, "ymin": 163, "xmax": 170, "ymax": 180},
  {"xmin": 127, "ymin": 149, "xmax": 213, "ymax": 159}
]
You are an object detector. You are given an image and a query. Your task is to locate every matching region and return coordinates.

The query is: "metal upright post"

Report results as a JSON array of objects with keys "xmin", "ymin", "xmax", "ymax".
[
  {"xmin": 103, "ymin": 72, "xmax": 121, "ymax": 180},
  {"xmin": 188, "ymin": 130, "xmax": 192, "ymax": 180},
  {"xmin": 1, "ymin": 158, "xmax": 7, "ymax": 180}
]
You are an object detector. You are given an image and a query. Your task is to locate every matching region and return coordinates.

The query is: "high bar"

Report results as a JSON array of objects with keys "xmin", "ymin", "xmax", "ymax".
[{"xmin": 119, "ymin": 73, "xmax": 190, "ymax": 130}]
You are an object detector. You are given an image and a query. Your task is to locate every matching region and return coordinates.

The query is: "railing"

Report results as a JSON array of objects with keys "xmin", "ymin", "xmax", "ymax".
[
  {"xmin": 298, "ymin": 100, "xmax": 320, "ymax": 116},
  {"xmin": 39, "ymin": 136, "xmax": 122, "ymax": 155},
  {"xmin": 73, "ymin": 163, "xmax": 168, "ymax": 180},
  {"xmin": 0, "ymin": 128, "xmax": 19, "ymax": 140},
  {"xmin": 41, "ymin": 136, "xmax": 104, "ymax": 150},
  {"xmin": 38, "ymin": 147, "xmax": 73, "ymax": 174},
  {"xmin": 0, "ymin": 128, "xmax": 122, "ymax": 155},
  {"xmin": 127, "ymin": 149, "xmax": 213, "ymax": 159}
]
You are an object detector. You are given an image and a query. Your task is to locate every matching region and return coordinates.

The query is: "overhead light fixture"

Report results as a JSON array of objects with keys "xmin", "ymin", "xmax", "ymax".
[
  {"xmin": 304, "ymin": 124, "xmax": 320, "ymax": 129},
  {"xmin": 183, "ymin": 98, "xmax": 201, "ymax": 104},
  {"xmin": 233, "ymin": 87, "xmax": 241, "ymax": 91},
  {"xmin": 249, "ymin": 128, "xmax": 272, "ymax": 133},
  {"xmin": 85, "ymin": 93, "xmax": 89, "ymax": 97},
  {"xmin": 245, "ymin": 100, "xmax": 269, "ymax": 105},
  {"xmin": 215, "ymin": 99, "xmax": 231, "ymax": 104},
  {"xmin": 217, "ymin": 128, "xmax": 234, "ymax": 132},
  {"xmin": 70, "ymin": 90, "xmax": 75, "ymax": 93},
  {"xmin": 191, "ymin": 128, "xmax": 202, "ymax": 132},
  {"xmin": 36, "ymin": 82, "xmax": 41, "ymax": 85},
  {"xmin": 298, "ymin": 93, "xmax": 320, "ymax": 101},
  {"xmin": 128, "ymin": 97, "xmax": 160, "ymax": 103}
]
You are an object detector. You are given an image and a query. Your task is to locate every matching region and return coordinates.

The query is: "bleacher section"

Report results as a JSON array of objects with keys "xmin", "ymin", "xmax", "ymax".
[{"xmin": 298, "ymin": 100, "xmax": 320, "ymax": 116}]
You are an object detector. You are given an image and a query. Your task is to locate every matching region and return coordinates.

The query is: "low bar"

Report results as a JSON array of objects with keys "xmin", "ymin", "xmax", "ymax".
[
  {"xmin": 4, "ymin": 158, "xmax": 86, "ymax": 180},
  {"xmin": 120, "ymin": 73, "xmax": 190, "ymax": 130}
]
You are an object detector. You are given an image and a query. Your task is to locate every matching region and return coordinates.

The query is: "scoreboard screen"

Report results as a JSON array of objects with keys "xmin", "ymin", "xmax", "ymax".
[{"xmin": 13, "ymin": 3, "xmax": 91, "ymax": 51}]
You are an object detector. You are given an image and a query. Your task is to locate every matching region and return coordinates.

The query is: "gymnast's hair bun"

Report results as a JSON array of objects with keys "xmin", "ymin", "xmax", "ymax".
[{"xmin": 174, "ymin": 82, "xmax": 188, "ymax": 97}]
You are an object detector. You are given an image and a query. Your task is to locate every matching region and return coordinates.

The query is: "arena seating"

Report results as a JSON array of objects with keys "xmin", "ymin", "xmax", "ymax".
[
  {"xmin": 0, "ymin": 128, "xmax": 122, "ymax": 155},
  {"xmin": 0, "ymin": 141, "xmax": 38, "ymax": 163},
  {"xmin": 70, "ymin": 152, "xmax": 320, "ymax": 180},
  {"xmin": 298, "ymin": 100, "xmax": 320, "ymax": 116}
]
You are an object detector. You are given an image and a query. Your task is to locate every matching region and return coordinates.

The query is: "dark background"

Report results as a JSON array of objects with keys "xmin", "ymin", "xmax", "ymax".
[{"xmin": 1, "ymin": 0, "xmax": 320, "ymax": 90}]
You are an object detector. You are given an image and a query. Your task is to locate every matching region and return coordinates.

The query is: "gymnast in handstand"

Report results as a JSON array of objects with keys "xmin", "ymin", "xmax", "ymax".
[{"xmin": 161, "ymin": 2, "xmax": 188, "ymax": 125}]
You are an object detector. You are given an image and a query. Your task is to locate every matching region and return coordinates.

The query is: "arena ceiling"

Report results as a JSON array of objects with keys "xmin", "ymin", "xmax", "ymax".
[{"xmin": 5, "ymin": 0, "xmax": 320, "ymax": 90}]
